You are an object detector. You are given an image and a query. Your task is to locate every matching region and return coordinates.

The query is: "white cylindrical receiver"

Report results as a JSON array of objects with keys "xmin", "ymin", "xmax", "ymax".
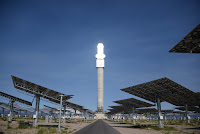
[
  {"xmin": 96, "ymin": 43, "xmax": 106, "ymax": 59},
  {"xmin": 97, "ymin": 43, "xmax": 104, "ymax": 55},
  {"xmin": 96, "ymin": 43, "xmax": 106, "ymax": 67}
]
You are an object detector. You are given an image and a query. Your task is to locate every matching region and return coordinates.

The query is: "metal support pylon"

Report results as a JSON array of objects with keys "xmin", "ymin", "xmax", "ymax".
[
  {"xmin": 156, "ymin": 97, "xmax": 164, "ymax": 128},
  {"xmin": 58, "ymin": 95, "xmax": 63, "ymax": 132},
  {"xmin": 74, "ymin": 109, "xmax": 77, "ymax": 121},
  {"xmin": 132, "ymin": 107, "xmax": 135, "ymax": 125},
  {"xmin": 185, "ymin": 103, "xmax": 190, "ymax": 123},
  {"xmin": 86, "ymin": 110, "xmax": 87, "ymax": 123},
  {"xmin": 2, "ymin": 108, "xmax": 4, "ymax": 118},
  {"xmin": 8, "ymin": 100, "xmax": 14, "ymax": 122},
  {"xmin": 33, "ymin": 95, "xmax": 40, "ymax": 126},
  {"xmin": 63, "ymin": 105, "xmax": 66, "ymax": 123}
]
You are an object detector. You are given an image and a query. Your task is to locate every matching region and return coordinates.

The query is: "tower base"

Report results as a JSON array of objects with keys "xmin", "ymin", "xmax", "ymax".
[
  {"xmin": 95, "ymin": 113, "xmax": 107, "ymax": 119},
  {"xmin": 96, "ymin": 107, "xmax": 103, "ymax": 113}
]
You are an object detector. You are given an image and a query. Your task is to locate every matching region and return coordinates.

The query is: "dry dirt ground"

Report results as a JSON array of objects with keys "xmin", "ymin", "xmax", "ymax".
[
  {"xmin": 0, "ymin": 121, "xmax": 37, "ymax": 134},
  {"xmin": 0, "ymin": 120, "xmax": 94, "ymax": 134},
  {"xmin": 1, "ymin": 119, "xmax": 199, "ymax": 134},
  {"xmin": 105, "ymin": 120, "xmax": 200, "ymax": 134},
  {"xmin": 104, "ymin": 120, "xmax": 162, "ymax": 134}
]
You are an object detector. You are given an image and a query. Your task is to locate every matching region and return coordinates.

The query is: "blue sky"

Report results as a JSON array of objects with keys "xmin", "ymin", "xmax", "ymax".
[{"xmin": 0, "ymin": 0, "xmax": 200, "ymax": 112}]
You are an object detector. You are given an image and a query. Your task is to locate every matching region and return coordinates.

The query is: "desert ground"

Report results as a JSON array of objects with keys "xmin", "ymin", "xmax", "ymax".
[{"xmin": 0, "ymin": 117, "xmax": 200, "ymax": 134}]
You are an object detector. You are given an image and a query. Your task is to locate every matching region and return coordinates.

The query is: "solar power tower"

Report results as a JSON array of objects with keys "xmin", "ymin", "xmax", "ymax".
[
  {"xmin": 169, "ymin": 24, "xmax": 200, "ymax": 53},
  {"xmin": 121, "ymin": 77, "xmax": 198, "ymax": 127},
  {"xmin": 113, "ymin": 98, "xmax": 154, "ymax": 124},
  {"xmin": 0, "ymin": 91, "xmax": 32, "ymax": 121},
  {"xmin": 95, "ymin": 43, "xmax": 106, "ymax": 113},
  {"xmin": 11, "ymin": 75, "xmax": 73, "ymax": 126}
]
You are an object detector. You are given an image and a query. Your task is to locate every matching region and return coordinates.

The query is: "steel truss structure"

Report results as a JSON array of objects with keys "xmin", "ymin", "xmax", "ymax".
[
  {"xmin": 0, "ymin": 102, "xmax": 19, "ymax": 117},
  {"xmin": 121, "ymin": 77, "xmax": 198, "ymax": 127},
  {"xmin": 169, "ymin": 24, "xmax": 200, "ymax": 53},
  {"xmin": 11, "ymin": 75, "xmax": 73, "ymax": 126},
  {"xmin": 11, "ymin": 75, "xmax": 94, "ymax": 127},
  {"xmin": 0, "ymin": 92, "xmax": 32, "ymax": 106},
  {"xmin": 113, "ymin": 98, "xmax": 155, "ymax": 124},
  {"xmin": 121, "ymin": 77, "xmax": 198, "ymax": 106},
  {"xmin": 0, "ymin": 92, "xmax": 32, "ymax": 121},
  {"xmin": 176, "ymin": 106, "xmax": 200, "ymax": 113},
  {"xmin": 12, "ymin": 75, "xmax": 73, "ymax": 103}
]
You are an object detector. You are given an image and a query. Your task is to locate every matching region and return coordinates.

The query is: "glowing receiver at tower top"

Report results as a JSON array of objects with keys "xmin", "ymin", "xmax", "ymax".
[{"xmin": 96, "ymin": 43, "xmax": 106, "ymax": 67}]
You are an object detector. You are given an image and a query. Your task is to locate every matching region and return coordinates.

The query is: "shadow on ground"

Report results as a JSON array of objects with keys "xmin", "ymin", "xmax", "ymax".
[
  {"xmin": 184, "ymin": 127, "xmax": 200, "ymax": 130},
  {"xmin": 38, "ymin": 125, "xmax": 58, "ymax": 127},
  {"xmin": 112, "ymin": 125, "xmax": 135, "ymax": 128}
]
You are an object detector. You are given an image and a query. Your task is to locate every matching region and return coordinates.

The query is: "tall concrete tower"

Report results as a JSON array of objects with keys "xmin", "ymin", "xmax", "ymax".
[{"xmin": 95, "ymin": 43, "xmax": 106, "ymax": 113}]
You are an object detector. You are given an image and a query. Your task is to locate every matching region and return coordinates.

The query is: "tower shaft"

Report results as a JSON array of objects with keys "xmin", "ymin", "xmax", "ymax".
[{"xmin": 97, "ymin": 67, "xmax": 104, "ymax": 113}]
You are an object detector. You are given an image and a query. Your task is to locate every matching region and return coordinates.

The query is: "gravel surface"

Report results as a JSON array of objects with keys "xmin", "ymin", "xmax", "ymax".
[
  {"xmin": 0, "ymin": 120, "xmax": 93, "ymax": 134},
  {"xmin": 104, "ymin": 120, "xmax": 162, "ymax": 134}
]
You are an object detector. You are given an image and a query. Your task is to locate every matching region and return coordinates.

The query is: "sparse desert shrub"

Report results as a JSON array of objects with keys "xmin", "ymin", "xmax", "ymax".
[
  {"xmin": 37, "ymin": 127, "xmax": 57, "ymax": 134},
  {"xmin": 18, "ymin": 123, "xmax": 29, "ymax": 129},
  {"xmin": 7, "ymin": 122, "xmax": 12, "ymax": 129},
  {"xmin": 37, "ymin": 128, "xmax": 46, "ymax": 134},
  {"xmin": 48, "ymin": 128, "xmax": 57, "ymax": 133},
  {"xmin": 18, "ymin": 120, "xmax": 24, "ymax": 124}
]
